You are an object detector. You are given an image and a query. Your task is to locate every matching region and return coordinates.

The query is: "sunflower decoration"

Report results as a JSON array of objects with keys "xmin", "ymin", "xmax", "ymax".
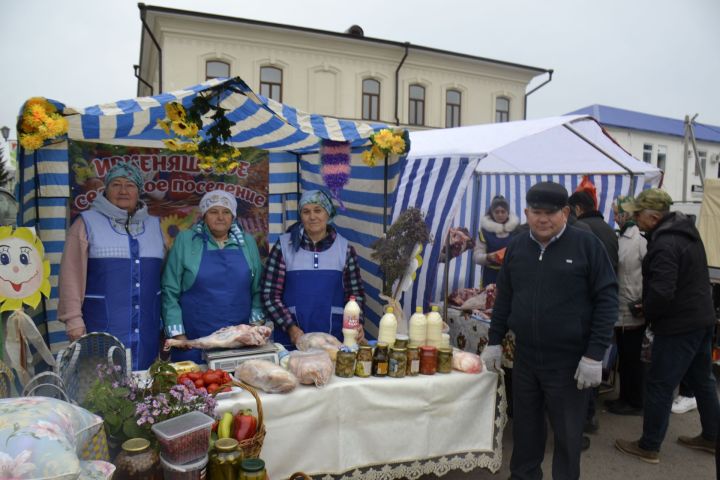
[
  {"xmin": 0, "ymin": 227, "xmax": 52, "ymax": 312},
  {"xmin": 361, "ymin": 128, "xmax": 410, "ymax": 167},
  {"xmin": 18, "ymin": 97, "xmax": 69, "ymax": 153},
  {"xmin": 157, "ymin": 91, "xmax": 242, "ymax": 174}
]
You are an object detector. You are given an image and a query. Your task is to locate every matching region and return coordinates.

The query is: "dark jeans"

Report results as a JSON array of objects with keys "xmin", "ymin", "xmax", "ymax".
[
  {"xmin": 640, "ymin": 326, "xmax": 720, "ymax": 451},
  {"xmin": 679, "ymin": 377, "xmax": 694, "ymax": 398},
  {"xmin": 510, "ymin": 357, "xmax": 589, "ymax": 480},
  {"xmin": 616, "ymin": 326, "xmax": 645, "ymax": 408}
]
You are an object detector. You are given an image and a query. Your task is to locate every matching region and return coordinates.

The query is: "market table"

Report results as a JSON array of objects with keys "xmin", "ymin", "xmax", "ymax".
[{"xmin": 215, "ymin": 369, "xmax": 507, "ymax": 479}]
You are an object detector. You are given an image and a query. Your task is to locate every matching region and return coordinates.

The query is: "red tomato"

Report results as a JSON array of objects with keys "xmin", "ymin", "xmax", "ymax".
[
  {"xmin": 221, "ymin": 387, "xmax": 231, "ymax": 393},
  {"xmin": 207, "ymin": 383, "xmax": 220, "ymax": 394},
  {"xmin": 177, "ymin": 374, "xmax": 189, "ymax": 384},
  {"xmin": 187, "ymin": 372, "xmax": 202, "ymax": 381},
  {"xmin": 194, "ymin": 378, "xmax": 205, "ymax": 388},
  {"xmin": 203, "ymin": 372, "xmax": 222, "ymax": 385}
]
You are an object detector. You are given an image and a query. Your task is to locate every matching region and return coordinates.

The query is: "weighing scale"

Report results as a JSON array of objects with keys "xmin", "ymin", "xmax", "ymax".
[{"xmin": 203, "ymin": 342, "xmax": 280, "ymax": 371}]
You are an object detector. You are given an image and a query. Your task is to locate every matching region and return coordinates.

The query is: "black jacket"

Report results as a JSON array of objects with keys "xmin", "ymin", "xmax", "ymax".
[
  {"xmin": 642, "ymin": 212, "xmax": 715, "ymax": 335},
  {"xmin": 577, "ymin": 210, "xmax": 619, "ymax": 272},
  {"xmin": 489, "ymin": 225, "xmax": 618, "ymax": 369}
]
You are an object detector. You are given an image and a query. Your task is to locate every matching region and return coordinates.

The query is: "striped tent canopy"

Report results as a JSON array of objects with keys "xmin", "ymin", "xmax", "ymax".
[
  {"xmin": 17, "ymin": 77, "xmax": 400, "ymax": 352},
  {"xmin": 393, "ymin": 115, "xmax": 663, "ymax": 319}
]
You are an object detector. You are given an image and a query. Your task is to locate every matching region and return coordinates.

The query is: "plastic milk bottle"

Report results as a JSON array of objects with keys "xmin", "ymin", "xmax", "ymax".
[
  {"xmin": 408, "ymin": 306, "xmax": 427, "ymax": 346},
  {"xmin": 342, "ymin": 296, "xmax": 361, "ymax": 347},
  {"xmin": 426, "ymin": 305, "xmax": 443, "ymax": 348},
  {"xmin": 377, "ymin": 306, "xmax": 398, "ymax": 347}
]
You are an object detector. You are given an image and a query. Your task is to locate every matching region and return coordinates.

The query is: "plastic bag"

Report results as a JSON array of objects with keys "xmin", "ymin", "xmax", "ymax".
[
  {"xmin": 287, "ymin": 349, "xmax": 334, "ymax": 387},
  {"xmin": 234, "ymin": 359, "xmax": 298, "ymax": 394},
  {"xmin": 452, "ymin": 350, "xmax": 483, "ymax": 373},
  {"xmin": 295, "ymin": 332, "xmax": 342, "ymax": 361}
]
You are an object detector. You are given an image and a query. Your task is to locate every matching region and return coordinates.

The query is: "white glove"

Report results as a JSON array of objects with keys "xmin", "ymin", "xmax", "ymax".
[
  {"xmin": 574, "ymin": 356, "xmax": 602, "ymax": 390},
  {"xmin": 480, "ymin": 345, "xmax": 503, "ymax": 373}
]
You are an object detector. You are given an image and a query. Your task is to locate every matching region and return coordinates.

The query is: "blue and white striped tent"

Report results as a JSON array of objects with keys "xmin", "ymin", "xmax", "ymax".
[
  {"xmin": 392, "ymin": 115, "xmax": 663, "ymax": 320},
  {"xmin": 16, "ymin": 77, "xmax": 401, "ymax": 353}
]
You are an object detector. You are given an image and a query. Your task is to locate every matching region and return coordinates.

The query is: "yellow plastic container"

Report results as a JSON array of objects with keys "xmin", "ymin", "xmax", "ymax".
[{"xmin": 170, "ymin": 360, "xmax": 201, "ymax": 375}]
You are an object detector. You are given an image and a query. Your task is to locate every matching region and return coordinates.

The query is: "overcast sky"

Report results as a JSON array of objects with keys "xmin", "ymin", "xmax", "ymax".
[{"xmin": 3, "ymin": 0, "xmax": 719, "ymax": 140}]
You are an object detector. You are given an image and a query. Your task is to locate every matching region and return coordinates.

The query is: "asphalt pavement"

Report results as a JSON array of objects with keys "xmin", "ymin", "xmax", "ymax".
[{"xmin": 441, "ymin": 387, "xmax": 717, "ymax": 479}]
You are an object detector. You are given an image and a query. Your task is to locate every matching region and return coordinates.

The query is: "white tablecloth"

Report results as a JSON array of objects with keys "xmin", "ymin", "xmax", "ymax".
[{"xmin": 215, "ymin": 370, "xmax": 507, "ymax": 479}]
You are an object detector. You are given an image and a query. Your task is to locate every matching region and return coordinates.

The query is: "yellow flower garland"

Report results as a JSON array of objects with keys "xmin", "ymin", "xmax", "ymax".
[
  {"xmin": 362, "ymin": 128, "xmax": 408, "ymax": 167},
  {"xmin": 18, "ymin": 97, "xmax": 68, "ymax": 153},
  {"xmin": 157, "ymin": 102, "xmax": 241, "ymax": 174}
]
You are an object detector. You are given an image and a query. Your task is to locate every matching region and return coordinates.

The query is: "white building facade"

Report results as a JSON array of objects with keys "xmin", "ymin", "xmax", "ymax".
[
  {"xmin": 570, "ymin": 105, "xmax": 720, "ymax": 207},
  {"xmin": 136, "ymin": 5, "xmax": 549, "ymax": 130}
]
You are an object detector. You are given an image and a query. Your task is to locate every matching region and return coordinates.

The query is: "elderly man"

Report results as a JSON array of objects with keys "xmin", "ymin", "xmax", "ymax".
[
  {"xmin": 615, "ymin": 189, "xmax": 719, "ymax": 464},
  {"xmin": 482, "ymin": 181, "xmax": 618, "ymax": 480}
]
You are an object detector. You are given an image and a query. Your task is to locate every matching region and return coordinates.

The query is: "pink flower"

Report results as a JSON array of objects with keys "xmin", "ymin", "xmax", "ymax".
[{"xmin": 0, "ymin": 450, "xmax": 36, "ymax": 478}]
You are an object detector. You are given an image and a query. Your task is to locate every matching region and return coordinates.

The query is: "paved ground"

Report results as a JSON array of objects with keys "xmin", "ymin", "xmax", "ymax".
[{"xmin": 438, "ymin": 388, "xmax": 717, "ymax": 479}]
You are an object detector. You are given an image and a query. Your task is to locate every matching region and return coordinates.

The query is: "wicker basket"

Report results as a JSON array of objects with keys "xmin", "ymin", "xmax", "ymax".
[
  {"xmin": 21, "ymin": 371, "xmax": 70, "ymax": 401},
  {"xmin": 213, "ymin": 380, "xmax": 266, "ymax": 459},
  {"xmin": 54, "ymin": 332, "xmax": 128, "ymax": 404},
  {"xmin": 288, "ymin": 473, "xmax": 312, "ymax": 480}
]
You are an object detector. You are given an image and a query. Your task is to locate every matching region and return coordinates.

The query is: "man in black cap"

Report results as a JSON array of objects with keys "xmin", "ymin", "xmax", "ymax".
[{"xmin": 481, "ymin": 181, "xmax": 618, "ymax": 480}]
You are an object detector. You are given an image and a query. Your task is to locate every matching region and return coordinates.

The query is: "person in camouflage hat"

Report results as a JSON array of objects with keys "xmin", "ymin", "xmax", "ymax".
[{"xmin": 616, "ymin": 188, "xmax": 720, "ymax": 463}]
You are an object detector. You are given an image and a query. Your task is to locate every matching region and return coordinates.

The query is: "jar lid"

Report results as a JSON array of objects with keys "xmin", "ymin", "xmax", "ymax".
[
  {"xmin": 376, "ymin": 342, "xmax": 389, "ymax": 349},
  {"xmin": 241, "ymin": 458, "xmax": 266, "ymax": 472},
  {"xmin": 215, "ymin": 437, "xmax": 239, "ymax": 452},
  {"xmin": 392, "ymin": 347, "xmax": 407, "ymax": 352},
  {"xmin": 407, "ymin": 346, "xmax": 419, "ymax": 351},
  {"xmin": 359, "ymin": 345, "xmax": 372, "ymax": 350},
  {"xmin": 438, "ymin": 348, "xmax": 453, "ymax": 353},
  {"xmin": 420, "ymin": 345, "xmax": 437, "ymax": 352},
  {"xmin": 122, "ymin": 437, "xmax": 150, "ymax": 453}
]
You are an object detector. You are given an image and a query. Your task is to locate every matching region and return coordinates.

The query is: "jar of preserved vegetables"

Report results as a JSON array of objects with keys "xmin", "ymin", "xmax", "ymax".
[
  {"xmin": 240, "ymin": 458, "xmax": 267, "ymax": 480},
  {"xmin": 437, "ymin": 348, "xmax": 453, "ymax": 373},
  {"xmin": 406, "ymin": 346, "xmax": 420, "ymax": 376},
  {"xmin": 113, "ymin": 438, "xmax": 162, "ymax": 480},
  {"xmin": 208, "ymin": 438, "xmax": 242, "ymax": 480},
  {"xmin": 335, "ymin": 350, "xmax": 357, "ymax": 378},
  {"xmin": 355, "ymin": 345, "xmax": 373, "ymax": 377},
  {"xmin": 388, "ymin": 347, "xmax": 407, "ymax": 378},
  {"xmin": 372, "ymin": 342, "xmax": 390, "ymax": 377},
  {"xmin": 419, "ymin": 346, "xmax": 438, "ymax": 375}
]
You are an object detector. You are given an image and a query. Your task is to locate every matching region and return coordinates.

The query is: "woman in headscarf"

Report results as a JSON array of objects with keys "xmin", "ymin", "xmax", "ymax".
[
  {"xmin": 261, "ymin": 189, "xmax": 365, "ymax": 348},
  {"xmin": 58, "ymin": 162, "xmax": 165, "ymax": 370},
  {"xmin": 605, "ymin": 195, "xmax": 647, "ymax": 415},
  {"xmin": 473, "ymin": 195, "xmax": 519, "ymax": 287},
  {"xmin": 161, "ymin": 190, "xmax": 263, "ymax": 363}
]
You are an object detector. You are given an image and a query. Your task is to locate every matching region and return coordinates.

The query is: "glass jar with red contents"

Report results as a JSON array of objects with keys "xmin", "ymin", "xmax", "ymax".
[{"xmin": 419, "ymin": 346, "xmax": 438, "ymax": 375}]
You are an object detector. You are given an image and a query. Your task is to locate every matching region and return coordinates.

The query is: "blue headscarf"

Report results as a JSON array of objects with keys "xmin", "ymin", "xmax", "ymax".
[
  {"xmin": 289, "ymin": 189, "xmax": 337, "ymax": 251},
  {"xmin": 105, "ymin": 162, "xmax": 144, "ymax": 193}
]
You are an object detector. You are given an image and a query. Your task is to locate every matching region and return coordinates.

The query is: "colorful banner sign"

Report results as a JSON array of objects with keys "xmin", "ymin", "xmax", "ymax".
[{"xmin": 69, "ymin": 141, "xmax": 269, "ymax": 256}]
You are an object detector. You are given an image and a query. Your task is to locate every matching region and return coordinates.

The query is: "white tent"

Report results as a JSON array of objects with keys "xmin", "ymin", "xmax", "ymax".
[{"xmin": 392, "ymin": 115, "xmax": 663, "ymax": 317}]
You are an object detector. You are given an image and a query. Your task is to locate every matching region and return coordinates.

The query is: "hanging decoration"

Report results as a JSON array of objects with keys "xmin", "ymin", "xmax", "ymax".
[
  {"xmin": 157, "ymin": 85, "xmax": 243, "ymax": 174},
  {"xmin": 361, "ymin": 128, "xmax": 410, "ymax": 167},
  {"xmin": 320, "ymin": 140, "xmax": 351, "ymax": 208},
  {"xmin": 17, "ymin": 97, "xmax": 69, "ymax": 153}
]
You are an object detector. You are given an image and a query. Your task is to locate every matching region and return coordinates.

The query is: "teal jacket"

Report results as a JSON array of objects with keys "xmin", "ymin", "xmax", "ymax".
[{"xmin": 161, "ymin": 222, "xmax": 264, "ymax": 337}]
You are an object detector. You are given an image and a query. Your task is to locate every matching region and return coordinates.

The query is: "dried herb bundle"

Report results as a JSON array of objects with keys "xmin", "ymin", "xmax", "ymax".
[{"xmin": 372, "ymin": 208, "xmax": 431, "ymax": 295}]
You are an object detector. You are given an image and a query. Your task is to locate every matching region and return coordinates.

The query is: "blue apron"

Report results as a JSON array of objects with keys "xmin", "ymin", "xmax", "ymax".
[
  {"xmin": 480, "ymin": 228, "xmax": 512, "ymax": 287},
  {"xmin": 172, "ymin": 237, "xmax": 252, "ymax": 363},
  {"xmin": 273, "ymin": 233, "xmax": 347, "ymax": 349}
]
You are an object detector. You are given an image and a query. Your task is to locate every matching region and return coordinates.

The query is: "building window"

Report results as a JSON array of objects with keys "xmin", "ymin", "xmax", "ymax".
[
  {"xmin": 643, "ymin": 144, "xmax": 653, "ymax": 163},
  {"xmin": 446, "ymin": 90, "xmax": 461, "ymax": 128},
  {"xmin": 409, "ymin": 84, "xmax": 425, "ymax": 126},
  {"xmin": 657, "ymin": 145, "xmax": 667, "ymax": 172},
  {"xmin": 362, "ymin": 79, "xmax": 380, "ymax": 121},
  {"xmin": 206, "ymin": 60, "xmax": 230, "ymax": 80},
  {"xmin": 495, "ymin": 97, "xmax": 510, "ymax": 123},
  {"xmin": 260, "ymin": 66, "xmax": 283, "ymax": 102},
  {"xmin": 695, "ymin": 150, "xmax": 707, "ymax": 176}
]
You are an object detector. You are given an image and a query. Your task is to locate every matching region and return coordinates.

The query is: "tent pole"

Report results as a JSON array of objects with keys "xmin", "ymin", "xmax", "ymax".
[
  {"xmin": 295, "ymin": 153, "xmax": 301, "ymax": 200},
  {"xmin": 442, "ymin": 229, "xmax": 451, "ymax": 323},
  {"xmin": 383, "ymin": 155, "xmax": 388, "ymax": 233}
]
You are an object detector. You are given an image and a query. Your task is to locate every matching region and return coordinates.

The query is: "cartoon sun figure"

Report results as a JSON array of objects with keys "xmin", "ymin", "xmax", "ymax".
[
  {"xmin": 0, "ymin": 227, "xmax": 51, "ymax": 312},
  {"xmin": 160, "ymin": 214, "xmax": 195, "ymax": 248}
]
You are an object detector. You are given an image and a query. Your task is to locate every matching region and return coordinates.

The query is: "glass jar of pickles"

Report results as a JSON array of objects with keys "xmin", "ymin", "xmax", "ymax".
[
  {"xmin": 240, "ymin": 458, "xmax": 267, "ymax": 480},
  {"xmin": 335, "ymin": 349, "xmax": 357, "ymax": 378},
  {"xmin": 113, "ymin": 438, "xmax": 162, "ymax": 480},
  {"xmin": 388, "ymin": 347, "xmax": 407, "ymax": 378},
  {"xmin": 419, "ymin": 346, "xmax": 438, "ymax": 375},
  {"xmin": 406, "ymin": 346, "xmax": 420, "ymax": 376},
  {"xmin": 372, "ymin": 342, "xmax": 390, "ymax": 377},
  {"xmin": 355, "ymin": 345, "xmax": 373, "ymax": 377},
  {"xmin": 437, "ymin": 348, "xmax": 453, "ymax": 373},
  {"xmin": 209, "ymin": 438, "xmax": 242, "ymax": 480}
]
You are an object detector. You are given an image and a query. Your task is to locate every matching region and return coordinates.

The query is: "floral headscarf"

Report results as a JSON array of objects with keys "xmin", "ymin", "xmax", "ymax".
[
  {"xmin": 299, "ymin": 189, "xmax": 336, "ymax": 221},
  {"xmin": 104, "ymin": 162, "xmax": 144, "ymax": 193}
]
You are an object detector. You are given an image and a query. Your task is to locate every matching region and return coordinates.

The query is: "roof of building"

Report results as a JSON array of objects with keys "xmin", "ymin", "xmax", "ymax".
[
  {"xmin": 138, "ymin": 3, "xmax": 548, "ymax": 74},
  {"xmin": 568, "ymin": 105, "xmax": 720, "ymax": 144}
]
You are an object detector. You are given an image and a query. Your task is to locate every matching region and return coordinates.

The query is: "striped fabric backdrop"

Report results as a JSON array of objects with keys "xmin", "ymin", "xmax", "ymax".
[
  {"xmin": 16, "ymin": 77, "xmax": 394, "ymax": 352},
  {"xmin": 407, "ymin": 171, "xmax": 660, "ymax": 309}
]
